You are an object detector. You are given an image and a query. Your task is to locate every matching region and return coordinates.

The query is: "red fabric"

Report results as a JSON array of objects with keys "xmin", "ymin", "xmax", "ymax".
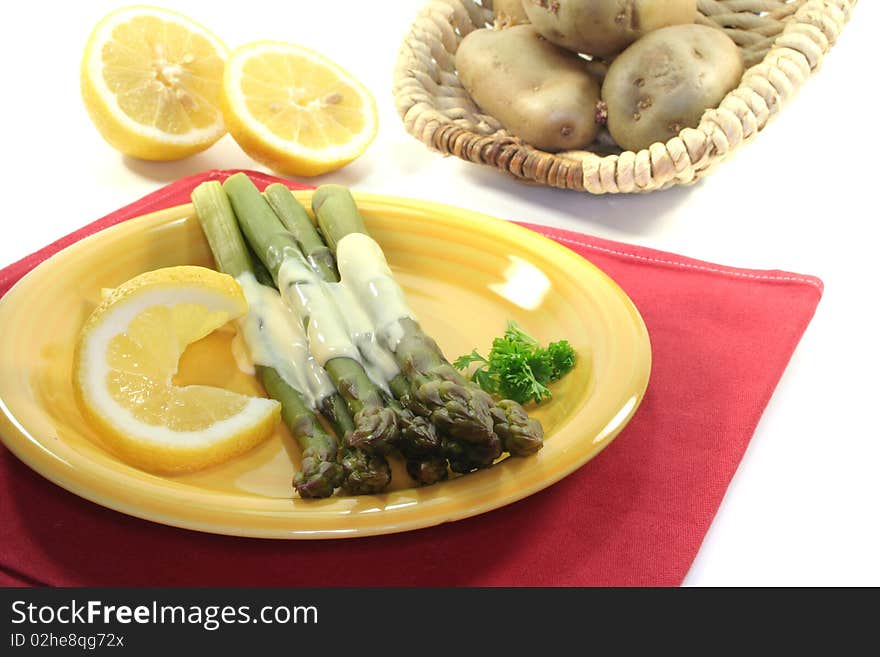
[{"xmin": 0, "ymin": 170, "xmax": 822, "ymax": 587}]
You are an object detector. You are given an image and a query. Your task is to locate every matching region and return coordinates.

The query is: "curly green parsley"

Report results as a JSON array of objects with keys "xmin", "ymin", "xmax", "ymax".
[{"xmin": 453, "ymin": 321, "xmax": 577, "ymax": 405}]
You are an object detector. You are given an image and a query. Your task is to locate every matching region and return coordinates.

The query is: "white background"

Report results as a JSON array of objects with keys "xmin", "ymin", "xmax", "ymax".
[{"xmin": 0, "ymin": 1, "xmax": 876, "ymax": 586}]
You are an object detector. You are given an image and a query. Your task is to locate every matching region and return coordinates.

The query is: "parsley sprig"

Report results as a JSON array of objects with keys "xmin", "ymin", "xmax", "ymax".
[{"xmin": 453, "ymin": 321, "xmax": 576, "ymax": 405}]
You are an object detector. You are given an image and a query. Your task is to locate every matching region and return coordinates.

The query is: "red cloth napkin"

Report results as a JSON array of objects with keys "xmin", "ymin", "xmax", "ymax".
[{"xmin": 0, "ymin": 170, "xmax": 822, "ymax": 587}]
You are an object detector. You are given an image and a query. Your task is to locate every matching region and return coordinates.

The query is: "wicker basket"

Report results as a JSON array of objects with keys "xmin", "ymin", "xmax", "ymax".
[{"xmin": 393, "ymin": 0, "xmax": 857, "ymax": 193}]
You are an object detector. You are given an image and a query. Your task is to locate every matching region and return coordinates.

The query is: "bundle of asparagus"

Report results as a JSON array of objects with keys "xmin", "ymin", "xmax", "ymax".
[
  {"xmin": 193, "ymin": 181, "xmax": 391, "ymax": 497},
  {"xmin": 191, "ymin": 173, "xmax": 543, "ymax": 498}
]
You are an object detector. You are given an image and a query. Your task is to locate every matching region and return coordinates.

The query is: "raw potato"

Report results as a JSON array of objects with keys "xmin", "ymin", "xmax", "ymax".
[
  {"xmin": 493, "ymin": 0, "xmax": 530, "ymax": 27},
  {"xmin": 522, "ymin": 0, "xmax": 697, "ymax": 58},
  {"xmin": 456, "ymin": 25, "xmax": 600, "ymax": 152},
  {"xmin": 603, "ymin": 24, "xmax": 743, "ymax": 152}
]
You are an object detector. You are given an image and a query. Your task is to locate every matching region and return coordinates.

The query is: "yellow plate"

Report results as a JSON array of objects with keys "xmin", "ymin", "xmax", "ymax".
[{"xmin": 0, "ymin": 193, "xmax": 651, "ymax": 538}]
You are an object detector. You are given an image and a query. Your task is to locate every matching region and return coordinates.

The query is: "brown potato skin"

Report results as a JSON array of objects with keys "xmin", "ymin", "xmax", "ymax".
[
  {"xmin": 456, "ymin": 25, "xmax": 600, "ymax": 152},
  {"xmin": 603, "ymin": 24, "xmax": 743, "ymax": 152},
  {"xmin": 522, "ymin": 0, "xmax": 697, "ymax": 58}
]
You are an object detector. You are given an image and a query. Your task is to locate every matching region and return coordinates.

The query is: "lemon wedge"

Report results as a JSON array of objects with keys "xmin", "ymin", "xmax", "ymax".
[
  {"xmin": 81, "ymin": 6, "xmax": 228, "ymax": 160},
  {"xmin": 73, "ymin": 266, "xmax": 280, "ymax": 474},
  {"xmin": 221, "ymin": 41, "xmax": 378, "ymax": 176}
]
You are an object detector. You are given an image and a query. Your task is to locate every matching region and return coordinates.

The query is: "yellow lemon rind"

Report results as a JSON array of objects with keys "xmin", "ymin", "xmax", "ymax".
[
  {"xmin": 73, "ymin": 393, "xmax": 280, "ymax": 475},
  {"xmin": 73, "ymin": 266, "xmax": 280, "ymax": 475}
]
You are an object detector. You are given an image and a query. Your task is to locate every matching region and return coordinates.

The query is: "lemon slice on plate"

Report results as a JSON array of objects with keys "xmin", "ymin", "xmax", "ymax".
[
  {"xmin": 73, "ymin": 266, "xmax": 280, "ymax": 474},
  {"xmin": 221, "ymin": 40, "xmax": 379, "ymax": 176},
  {"xmin": 81, "ymin": 6, "xmax": 228, "ymax": 160}
]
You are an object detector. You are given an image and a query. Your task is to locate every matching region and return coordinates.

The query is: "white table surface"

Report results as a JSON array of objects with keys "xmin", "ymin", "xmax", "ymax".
[{"xmin": 1, "ymin": 1, "xmax": 876, "ymax": 587}]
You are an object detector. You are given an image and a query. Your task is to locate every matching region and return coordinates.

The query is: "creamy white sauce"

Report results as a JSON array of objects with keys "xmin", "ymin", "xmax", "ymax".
[
  {"xmin": 277, "ymin": 248, "xmax": 363, "ymax": 367},
  {"xmin": 235, "ymin": 272, "xmax": 336, "ymax": 408},
  {"xmin": 326, "ymin": 283, "xmax": 400, "ymax": 388},
  {"xmin": 335, "ymin": 233, "xmax": 415, "ymax": 351},
  {"xmin": 236, "ymin": 235, "xmax": 414, "ymax": 399}
]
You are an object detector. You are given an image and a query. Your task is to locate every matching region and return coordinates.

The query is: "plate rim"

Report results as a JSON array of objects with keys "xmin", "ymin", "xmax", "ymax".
[{"xmin": 0, "ymin": 193, "xmax": 652, "ymax": 539}]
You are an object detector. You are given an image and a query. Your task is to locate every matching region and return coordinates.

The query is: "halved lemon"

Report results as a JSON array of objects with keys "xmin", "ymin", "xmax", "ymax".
[
  {"xmin": 81, "ymin": 6, "xmax": 229, "ymax": 160},
  {"xmin": 73, "ymin": 266, "xmax": 280, "ymax": 474},
  {"xmin": 221, "ymin": 41, "xmax": 379, "ymax": 176}
]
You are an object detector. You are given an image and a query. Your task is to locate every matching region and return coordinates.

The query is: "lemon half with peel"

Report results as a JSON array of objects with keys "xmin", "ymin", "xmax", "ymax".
[
  {"xmin": 81, "ymin": 6, "xmax": 229, "ymax": 160},
  {"xmin": 73, "ymin": 266, "xmax": 280, "ymax": 474},
  {"xmin": 221, "ymin": 41, "xmax": 379, "ymax": 176}
]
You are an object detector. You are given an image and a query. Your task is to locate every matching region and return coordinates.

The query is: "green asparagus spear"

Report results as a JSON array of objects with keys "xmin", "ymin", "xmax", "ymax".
[
  {"xmin": 222, "ymin": 173, "xmax": 398, "ymax": 458},
  {"xmin": 311, "ymin": 185, "xmax": 497, "ymax": 447},
  {"xmin": 249, "ymin": 241, "xmax": 387, "ymax": 486},
  {"xmin": 393, "ymin": 318, "xmax": 503, "ymax": 470},
  {"xmin": 256, "ymin": 192, "xmax": 391, "ymax": 490},
  {"xmin": 311, "ymin": 184, "xmax": 544, "ymax": 461},
  {"xmin": 317, "ymin": 387, "xmax": 391, "ymax": 495},
  {"xmin": 257, "ymin": 367, "xmax": 339, "ymax": 498},
  {"xmin": 264, "ymin": 184, "xmax": 338, "ymax": 279},
  {"xmin": 264, "ymin": 184, "xmax": 447, "ymax": 484},
  {"xmin": 191, "ymin": 181, "xmax": 343, "ymax": 498}
]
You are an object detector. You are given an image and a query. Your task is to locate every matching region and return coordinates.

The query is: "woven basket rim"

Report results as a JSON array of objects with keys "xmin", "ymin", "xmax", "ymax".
[{"xmin": 393, "ymin": 0, "xmax": 858, "ymax": 193}]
